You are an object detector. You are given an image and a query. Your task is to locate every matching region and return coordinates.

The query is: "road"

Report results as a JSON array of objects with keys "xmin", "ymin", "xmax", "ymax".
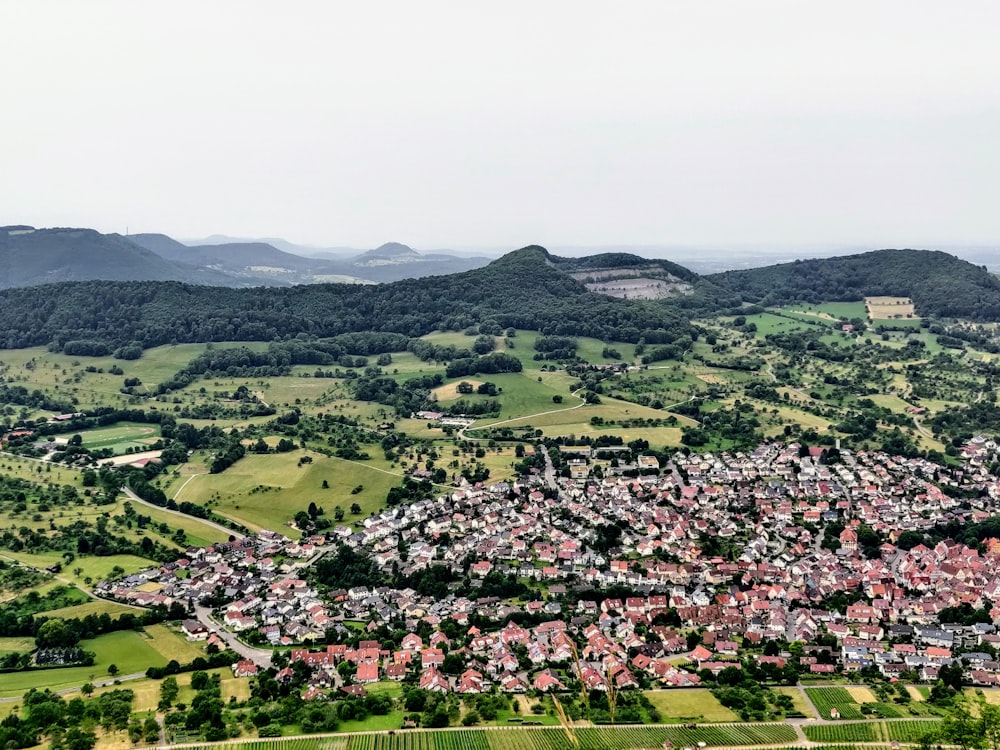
[
  {"xmin": 121, "ymin": 486, "xmax": 245, "ymax": 541},
  {"xmin": 193, "ymin": 603, "xmax": 273, "ymax": 668},
  {"xmin": 539, "ymin": 446, "xmax": 558, "ymax": 491}
]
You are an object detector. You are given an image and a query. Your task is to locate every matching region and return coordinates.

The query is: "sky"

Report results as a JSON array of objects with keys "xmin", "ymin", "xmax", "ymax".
[{"xmin": 3, "ymin": 1, "xmax": 1000, "ymax": 252}]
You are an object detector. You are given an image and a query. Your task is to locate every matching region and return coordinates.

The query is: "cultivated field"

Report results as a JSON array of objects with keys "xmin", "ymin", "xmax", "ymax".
[
  {"xmin": 866, "ymin": 296, "xmax": 917, "ymax": 320},
  {"xmin": 643, "ymin": 688, "xmax": 739, "ymax": 722},
  {"xmin": 182, "ymin": 724, "xmax": 798, "ymax": 750}
]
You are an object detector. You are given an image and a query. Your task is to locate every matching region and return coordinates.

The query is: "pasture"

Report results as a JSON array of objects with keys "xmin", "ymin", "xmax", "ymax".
[
  {"xmin": 175, "ymin": 450, "xmax": 406, "ymax": 531},
  {"xmin": 0, "ymin": 629, "xmax": 168, "ymax": 697}
]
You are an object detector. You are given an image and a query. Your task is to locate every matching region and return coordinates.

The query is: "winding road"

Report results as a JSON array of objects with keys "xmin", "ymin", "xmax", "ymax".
[{"xmin": 121, "ymin": 486, "xmax": 245, "ymax": 541}]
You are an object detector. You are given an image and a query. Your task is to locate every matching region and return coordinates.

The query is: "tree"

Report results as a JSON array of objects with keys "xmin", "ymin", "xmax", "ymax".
[
  {"xmin": 940, "ymin": 698, "xmax": 986, "ymax": 750},
  {"xmin": 350, "ymin": 502, "xmax": 362, "ymax": 514},
  {"xmin": 107, "ymin": 663, "xmax": 119, "ymax": 676},
  {"xmin": 65, "ymin": 728, "xmax": 97, "ymax": 750},
  {"xmin": 159, "ymin": 676, "xmax": 179, "ymax": 709},
  {"xmin": 36, "ymin": 618, "xmax": 79, "ymax": 648}
]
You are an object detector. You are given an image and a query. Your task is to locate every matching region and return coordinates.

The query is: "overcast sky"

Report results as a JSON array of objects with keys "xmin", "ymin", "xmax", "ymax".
[{"xmin": 3, "ymin": 1, "xmax": 999, "ymax": 251}]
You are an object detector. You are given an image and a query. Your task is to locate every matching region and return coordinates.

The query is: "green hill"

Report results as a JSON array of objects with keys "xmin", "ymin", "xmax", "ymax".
[
  {"xmin": 708, "ymin": 248, "xmax": 1000, "ymax": 320},
  {"xmin": 0, "ymin": 227, "xmax": 239, "ymax": 288},
  {"xmin": 0, "ymin": 245, "xmax": 694, "ymax": 351}
]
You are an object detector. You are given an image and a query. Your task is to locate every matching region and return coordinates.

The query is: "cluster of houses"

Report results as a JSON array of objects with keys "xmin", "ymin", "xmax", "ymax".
[
  {"xmin": 97, "ymin": 530, "xmax": 337, "ymax": 646},
  {"xmin": 102, "ymin": 439, "xmax": 1000, "ymax": 699}
]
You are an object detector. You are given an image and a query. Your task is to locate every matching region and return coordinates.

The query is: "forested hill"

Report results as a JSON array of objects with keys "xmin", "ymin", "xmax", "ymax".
[
  {"xmin": 708, "ymin": 249, "xmax": 1000, "ymax": 320},
  {"xmin": 549, "ymin": 251, "xmax": 700, "ymax": 284},
  {"xmin": 0, "ymin": 227, "xmax": 235, "ymax": 288},
  {"xmin": 0, "ymin": 245, "xmax": 695, "ymax": 351}
]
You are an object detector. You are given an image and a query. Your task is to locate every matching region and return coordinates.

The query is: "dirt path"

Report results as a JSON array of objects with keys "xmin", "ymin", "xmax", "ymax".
[{"xmin": 459, "ymin": 388, "xmax": 588, "ymax": 441}]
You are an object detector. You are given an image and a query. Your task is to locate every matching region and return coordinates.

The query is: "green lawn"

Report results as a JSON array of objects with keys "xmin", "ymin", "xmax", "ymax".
[{"xmin": 76, "ymin": 421, "xmax": 161, "ymax": 454}]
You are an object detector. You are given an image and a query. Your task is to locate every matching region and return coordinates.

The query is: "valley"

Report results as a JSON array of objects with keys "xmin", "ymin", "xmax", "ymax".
[{"xmin": 1, "ymin": 246, "xmax": 1000, "ymax": 750}]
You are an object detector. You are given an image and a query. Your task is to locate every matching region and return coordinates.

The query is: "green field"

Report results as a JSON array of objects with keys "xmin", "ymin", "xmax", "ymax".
[
  {"xmin": 0, "ymin": 629, "xmax": 169, "ymax": 697},
  {"xmin": 76, "ymin": 421, "xmax": 161, "ymax": 453},
  {"xmin": 643, "ymin": 688, "xmax": 739, "ymax": 722},
  {"xmin": 789, "ymin": 301, "xmax": 868, "ymax": 320},
  {"xmin": 175, "ymin": 449, "xmax": 407, "ymax": 531}
]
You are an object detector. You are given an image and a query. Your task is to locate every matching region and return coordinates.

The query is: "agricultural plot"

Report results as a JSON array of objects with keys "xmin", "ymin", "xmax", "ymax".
[
  {"xmin": 866, "ymin": 296, "xmax": 917, "ymax": 321},
  {"xmin": 805, "ymin": 687, "xmax": 865, "ymax": 719},
  {"xmin": 884, "ymin": 720, "xmax": 941, "ymax": 742},
  {"xmin": 643, "ymin": 689, "xmax": 739, "ymax": 723},
  {"xmin": 803, "ymin": 722, "xmax": 878, "ymax": 743},
  {"xmin": 0, "ymin": 636, "xmax": 35, "ymax": 654},
  {"xmin": 787, "ymin": 301, "xmax": 869, "ymax": 320},
  {"xmin": 187, "ymin": 725, "xmax": 797, "ymax": 750}
]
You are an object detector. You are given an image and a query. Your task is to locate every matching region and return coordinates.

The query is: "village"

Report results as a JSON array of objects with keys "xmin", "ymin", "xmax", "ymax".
[{"xmin": 101, "ymin": 439, "xmax": 1000, "ymax": 701}]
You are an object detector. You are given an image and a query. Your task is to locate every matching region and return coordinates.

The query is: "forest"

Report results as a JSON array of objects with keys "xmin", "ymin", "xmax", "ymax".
[
  {"xmin": 709, "ymin": 249, "xmax": 1000, "ymax": 320},
  {"xmin": 0, "ymin": 247, "xmax": 695, "ymax": 351}
]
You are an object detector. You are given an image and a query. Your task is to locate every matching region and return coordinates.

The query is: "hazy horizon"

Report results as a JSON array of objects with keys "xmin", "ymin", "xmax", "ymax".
[{"xmin": 3, "ymin": 1, "xmax": 999, "ymax": 250}]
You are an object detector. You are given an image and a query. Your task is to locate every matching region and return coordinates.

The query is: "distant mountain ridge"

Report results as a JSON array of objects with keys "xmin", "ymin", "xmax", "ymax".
[
  {"xmin": 2, "ymin": 225, "xmax": 997, "ymax": 325},
  {"xmin": 0, "ymin": 227, "xmax": 236, "ymax": 289},
  {"xmin": 0, "ymin": 226, "xmax": 492, "ymax": 289}
]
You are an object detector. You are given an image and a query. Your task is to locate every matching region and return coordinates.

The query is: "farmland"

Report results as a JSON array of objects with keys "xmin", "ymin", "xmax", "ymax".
[
  {"xmin": 0, "ymin": 629, "xmax": 169, "ymax": 697},
  {"xmin": 643, "ymin": 689, "xmax": 739, "ymax": 723},
  {"xmin": 804, "ymin": 688, "xmax": 865, "ymax": 720},
  {"xmin": 803, "ymin": 719, "xmax": 940, "ymax": 744},
  {"xmin": 183, "ymin": 724, "xmax": 799, "ymax": 750}
]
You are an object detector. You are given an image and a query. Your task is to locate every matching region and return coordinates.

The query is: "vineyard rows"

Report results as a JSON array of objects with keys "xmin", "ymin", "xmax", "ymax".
[
  {"xmin": 804, "ymin": 688, "xmax": 864, "ymax": 720},
  {"xmin": 803, "ymin": 723, "xmax": 877, "ymax": 743},
  {"xmin": 804, "ymin": 719, "xmax": 941, "ymax": 745},
  {"xmin": 885, "ymin": 720, "xmax": 942, "ymax": 742},
  {"xmin": 181, "ymin": 724, "xmax": 797, "ymax": 750}
]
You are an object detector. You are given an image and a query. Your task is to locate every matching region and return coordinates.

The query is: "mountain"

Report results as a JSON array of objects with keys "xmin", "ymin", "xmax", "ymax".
[
  {"xmin": 0, "ymin": 245, "xmax": 694, "ymax": 351},
  {"xmin": 708, "ymin": 248, "xmax": 1000, "ymax": 320},
  {"xmin": 0, "ymin": 227, "xmax": 490, "ymax": 289},
  {"xmin": 354, "ymin": 242, "xmax": 422, "ymax": 264},
  {"xmin": 140, "ymin": 235, "xmax": 491, "ymax": 284},
  {"xmin": 341, "ymin": 242, "xmax": 490, "ymax": 282},
  {"xmin": 0, "ymin": 227, "xmax": 237, "ymax": 289},
  {"xmin": 0, "ymin": 239, "xmax": 994, "ymax": 353},
  {"xmin": 186, "ymin": 234, "xmax": 357, "ymax": 258}
]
